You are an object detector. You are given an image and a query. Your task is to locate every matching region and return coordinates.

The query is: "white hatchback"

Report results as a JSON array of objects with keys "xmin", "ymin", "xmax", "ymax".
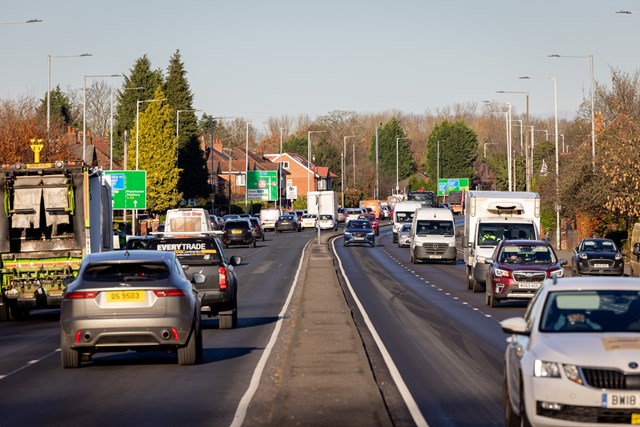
[
  {"xmin": 501, "ymin": 276, "xmax": 640, "ymax": 426},
  {"xmin": 300, "ymin": 214, "xmax": 317, "ymax": 230},
  {"xmin": 317, "ymin": 214, "xmax": 338, "ymax": 231}
]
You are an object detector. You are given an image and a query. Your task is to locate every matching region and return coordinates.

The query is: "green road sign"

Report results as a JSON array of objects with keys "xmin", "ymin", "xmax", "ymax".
[
  {"xmin": 104, "ymin": 170, "xmax": 147, "ymax": 210},
  {"xmin": 247, "ymin": 170, "xmax": 278, "ymax": 201},
  {"xmin": 437, "ymin": 177, "xmax": 469, "ymax": 196}
]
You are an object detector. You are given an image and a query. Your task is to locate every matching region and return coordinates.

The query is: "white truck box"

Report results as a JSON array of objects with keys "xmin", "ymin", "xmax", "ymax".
[
  {"xmin": 392, "ymin": 201, "xmax": 423, "ymax": 243},
  {"xmin": 164, "ymin": 208, "xmax": 214, "ymax": 234},
  {"xmin": 307, "ymin": 191, "xmax": 338, "ymax": 220},
  {"xmin": 463, "ymin": 191, "xmax": 541, "ymax": 292},
  {"xmin": 260, "ymin": 208, "xmax": 281, "ymax": 231},
  {"xmin": 410, "ymin": 207, "xmax": 457, "ymax": 264}
]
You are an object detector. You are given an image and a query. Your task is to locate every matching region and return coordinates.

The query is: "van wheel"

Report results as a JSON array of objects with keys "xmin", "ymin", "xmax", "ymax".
[
  {"xmin": 410, "ymin": 251, "xmax": 417, "ymax": 264},
  {"xmin": 472, "ymin": 278, "xmax": 483, "ymax": 293},
  {"xmin": 467, "ymin": 267, "xmax": 474, "ymax": 290}
]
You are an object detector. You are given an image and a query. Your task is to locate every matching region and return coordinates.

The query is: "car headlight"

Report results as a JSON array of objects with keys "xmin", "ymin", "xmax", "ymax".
[
  {"xmin": 550, "ymin": 269, "xmax": 564, "ymax": 278},
  {"xmin": 616, "ymin": 253, "xmax": 623, "ymax": 260},
  {"xmin": 344, "ymin": 232, "xmax": 352, "ymax": 238},
  {"xmin": 494, "ymin": 268, "xmax": 510, "ymax": 278},
  {"xmin": 563, "ymin": 364, "xmax": 583, "ymax": 385},
  {"xmin": 448, "ymin": 242, "xmax": 456, "ymax": 247},
  {"xmin": 367, "ymin": 232, "xmax": 374, "ymax": 237},
  {"xmin": 534, "ymin": 359, "xmax": 561, "ymax": 378},
  {"xmin": 579, "ymin": 252, "xmax": 588, "ymax": 259}
]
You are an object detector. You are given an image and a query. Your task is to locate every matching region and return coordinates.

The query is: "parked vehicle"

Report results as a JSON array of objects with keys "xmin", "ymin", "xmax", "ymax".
[
  {"xmin": 501, "ymin": 277, "xmax": 640, "ymax": 426},
  {"xmin": 275, "ymin": 214, "xmax": 301, "ymax": 232},
  {"xmin": 0, "ymin": 161, "xmax": 113, "ymax": 321},
  {"xmin": 60, "ymin": 250, "xmax": 202, "ymax": 368},
  {"xmin": 409, "ymin": 207, "xmax": 456, "ymax": 264},
  {"xmin": 397, "ymin": 223, "xmax": 412, "ymax": 248},
  {"xmin": 248, "ymin": 216, "xmax": 265, "ymax": 241},
  {"xmin": 259, "ymin": 208, "xmax": 281, "ymax": 232},
  {"xmin": 392, "ymin": 201, "xmax": 422, "ymax": 243},
  {"xmin": 343, "ymin": 219, "xmax": 375, "ymax": 247},
  {"xmin": 571, "ymin": 238, "xmax": 624, "ymax": 276},
  {"xmin": 463, "ymin": 191, "xmax": 541, "ymax": 293},
  {"xmin": 222, "ymin": 219, "xmax": 256, "ymax": 248},
  {"xmin": 485, "ymin": 239, "xmax": 566, "ymax": 307},
  {"xmin": 300, "ymin": 214, "xmax": 318, "ymax": 229},
  {"xmin": 146, "ymin": 234, "xmax": 241, "ymax": 329},
  {"xmin": 317, "ymin": 214, "xmax": 338, "ymax": 231}
]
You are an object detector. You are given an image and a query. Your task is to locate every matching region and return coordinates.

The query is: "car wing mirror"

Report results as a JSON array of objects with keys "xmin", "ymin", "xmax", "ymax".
[
  {"xmin": 559, "ymin": 259, "xmax": 568, "ymax": 266},
  {"xmin": 485, "ymin": 258, "xmax": 494, "ymax": 265},
  {"xmin": 62, "ymin": 275, "xmax": 76, "ymax": 286},
  {"xmin": 230, "ymin": 255, "xmax": 242, "ymax": 266}
]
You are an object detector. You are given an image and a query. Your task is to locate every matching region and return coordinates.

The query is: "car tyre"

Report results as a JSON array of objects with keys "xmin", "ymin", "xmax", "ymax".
[
  {"xmin": 503, "ymin": 377, "xmax": 521, "ymax": 427},
  {"xmin": 491, "ymin": 294, "xmax": 500, "ymax": 307},
  {"xmin": 467, "ymin": 267, "xmax": 474, "ymax": 290},
  {"xmin": 0, "ymin": 302, "xmax": 9, "ymax": 321},
  {"xmin": 178, "ymin": 327, "xmax": 198, "ymax": 365},
  {"xmin": 410, "ymin": 250, "xmax": 417, "ymax": 264},
  {"xmin": 60, "ymin": 334, "xmax": 80, "ymax": 369},
  {"xmin": 251, "ymin": 239, "xmax": 256, "ymax": 248}
]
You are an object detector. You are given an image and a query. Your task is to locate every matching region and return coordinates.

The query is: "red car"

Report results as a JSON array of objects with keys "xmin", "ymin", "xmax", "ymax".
[
  {"xmin": 485, "ymin": 239, "xmax": 567, "ymax": 307},
  {"xmin": 357, "ymin": 214, "xmax": 379, "ymax": 236}
]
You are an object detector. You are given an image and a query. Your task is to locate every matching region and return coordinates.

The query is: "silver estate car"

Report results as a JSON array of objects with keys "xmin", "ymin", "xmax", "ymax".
[{"xmin": 60, "ymin": 250, "xmax": 202, "ymax": 368}]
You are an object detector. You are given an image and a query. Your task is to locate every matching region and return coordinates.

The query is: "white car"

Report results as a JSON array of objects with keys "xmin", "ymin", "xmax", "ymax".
[
  {"xmin": 300, "ymin": 214, "xmax": 317, "ymax": 230},
  {"xmin": 501, "ymin": 276, "xmax": 640, "ymax": 426},
  {"xmin": 397, "ymin": 223, "xmax": 412, "ymax": 247},
  {"xmin": 317, "ymin": 214, "xmax": 338, "ymax": 231}
]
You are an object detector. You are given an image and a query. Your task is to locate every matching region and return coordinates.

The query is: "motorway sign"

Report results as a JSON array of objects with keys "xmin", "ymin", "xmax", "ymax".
[
  {"xmin": 104, "ymin": 170, "xmax": 147, "ymax": 210},
  {"xmin": 247, "ymin": 171, "xmax": 278, "ymax": 201},
  {"xmin": 437, "ymin": 177, "xmax": 469, "ymax": 196}
]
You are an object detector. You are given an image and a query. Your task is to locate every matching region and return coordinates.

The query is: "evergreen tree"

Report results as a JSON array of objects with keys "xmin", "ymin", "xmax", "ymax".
[
  {"xmin": 164, "ymin": 50, "xmax": 209, "ymax": 200},
  {"xmin": 367, "ymin": 117, "xmax": 414, "ymax": 180},
  {"xmin": 37, "ymin": 85, "xmax": 73, "ymax": 130},
  {"xmin": 283, "ymin": 135, "xmax": 308, "ymax": 158},
  {"xmin": 127, "ymin": 87, "xmax": 181, "ymax": 213},
  {"xmin": 425, "ymin": 120, "xmax": 478, "ymax": 193},
  {"xmin": 114, "ymin": 55, "xmax": 163, "ymax": 167}
]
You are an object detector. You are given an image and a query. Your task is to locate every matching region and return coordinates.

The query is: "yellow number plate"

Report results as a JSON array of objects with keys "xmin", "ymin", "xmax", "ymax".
[
  {"xmin": 106, "ymin": 290, "xmax": 146, "ymax": 303},
  {"xmin": 232, "ymin": 229, "xmax": 243, "ymax": 234}
]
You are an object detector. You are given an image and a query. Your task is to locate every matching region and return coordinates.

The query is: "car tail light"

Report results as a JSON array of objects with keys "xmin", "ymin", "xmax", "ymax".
[
  {"xmin": 219, "ymin": 266, "xmax": 228, "ymax": 290},
  {"xmin": 171, "ymin": 327, "xmax": 179, "ymax": 340},
  {"xmin": 75, "ymin": 330, "xmax": 83, "ymax": 343},
  {"xmin": 153, "ymin": 289, "xmax": 186, "ymax": 297},
  {"xmin": 65, "ymin": 291, "xmax": 99, "ymax": 299}
]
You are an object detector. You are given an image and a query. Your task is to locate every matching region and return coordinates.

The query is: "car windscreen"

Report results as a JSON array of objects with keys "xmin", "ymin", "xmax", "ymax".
[
  {"xmin": 346, "ymin": 221, "xmax": 371, "ymax": 230},
  {"xmin": 415, "ymin": 220, "xmax": 454, "ymax": 236},
  {"xmin": 81, "ymin": 261, "xmax": 170, "ymax": 283},
  {"xmin": 225, "ymin": 221, "xmax": 250, "ymax": 230},
  {"xmin": 395, "ymin": 211, "xmax": 415, "ymax": 223},
  {"xmin": 581, "ymin": 239, "xmax": 618, "ymax": 252},
  {"xmin": 539, "ymin": 290, "xmax": 640, "ymax": 333},
  {"xmin": 477, "ymin": 223, "xmax": 536, "ymax": 246},
  {"xmin": 498, "ymin": 244, "xmax": 556, "ymax": 264},
  {"xmin": 146, "ymin": 238, "xmax": 223, "ymax": 265}
]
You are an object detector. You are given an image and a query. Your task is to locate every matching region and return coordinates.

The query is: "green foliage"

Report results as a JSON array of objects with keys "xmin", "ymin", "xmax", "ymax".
[
  {"xmin": 424, "ymin": 120, "xmax": 478, "ymax": 192},
  {"xmin": 292, "ymin": 197, "xmax": 307, "ymax": 210},
  {"xmin": 127, "ymin": 87, "xmax": 181, "ymax": 213},
  {"xmin": 367, "ymin": 118, "xmax": 415, "ymax": 180},
  {"xmin": 540, "ymin": 208, "xmax": 555, "ymax": 239},
  {"xmin": 37, "ymin": 85, "xmax": 73, "ymax": 129},
  {"xmin": 344, "ymin": 188, "xmax": 366, "ymax": 208},
  {"xmin": 283, "ymin": 135, "xmax": 309, "ymax": 159},
  {"xmin": 407, "ymin": 175, "xmax": 428, "ymax": 191}
]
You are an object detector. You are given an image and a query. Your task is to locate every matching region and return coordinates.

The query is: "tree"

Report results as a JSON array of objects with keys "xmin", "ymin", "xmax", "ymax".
[
  {"xmin": 424, "ymin": 120, "xmax": 478, "ymax": 192},
  {"xmin": 164, "ymin": 50, "xmax": 209, "ymax": 200},
  {"xmin": 114, "ymin": 55, "xmax": 163, "ymax": 166},
  {"xmin": 127, "ymin": 87, "xmax": 181, "ymax": 213},
  {"xmin": 36, "ymin": 85, "xmax": 73, "ymax": 131},
  {"xmin": 85, "ymin": 80, "xmax": 112, "ymax": 138},
  {"xmin": 368, "ymin": 118, "xmax": 414, "ymax": 182},
  {"xmin": 283, "ymin": 135, "xmax": 308, "ymax": 158}
]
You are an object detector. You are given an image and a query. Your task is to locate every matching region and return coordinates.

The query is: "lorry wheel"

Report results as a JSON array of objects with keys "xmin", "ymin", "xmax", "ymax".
[
  {"xmin": 472, "ymin": 278, "xmax": 483, "ymax": 293},
  {"xmin": 467, "ymin": 267, "xmax": 474, "ymax": 290},
  {"xmin": 60, "ymin": 335, "xmax": 80, "ymax": 369},
  {"xmin": 177, "ymin": 328, "xmax": 197, "ymax": 365},
  {"xmin": 219, "ymin": 313, "xmax": 233, "ymax": 330}
]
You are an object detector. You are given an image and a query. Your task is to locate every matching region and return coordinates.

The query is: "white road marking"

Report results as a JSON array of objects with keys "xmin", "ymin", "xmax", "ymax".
[{"xmin": 0, "ymin": 349, "xmax": 59, "ymax": 380}]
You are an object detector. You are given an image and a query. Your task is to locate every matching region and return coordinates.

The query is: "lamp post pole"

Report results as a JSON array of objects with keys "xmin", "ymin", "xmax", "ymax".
[
  {"xmin": 342, "ymin": 136, "xmax": 356, "ymax": 207},
  {"xmin": 245, "ymin": 121, "xmax": 251, "ymax": 213},
  {"xmin": 278, "ymin": 127, "xmax": 288, "ymax": 210},
  {"xmin": 208, "ymin": 117, "xmax": 234, "ymax": 214},
  {"xmin": 375, "ymin": 126, "xmax": 379, "ymax": 200},
  {"xmin": 549, "ymin": 54, "xmax": 595, "ymax": 171},
  {"xmin": 307, "ymin": 130, "xmax": 326, "ymax": 195},
  {"xmin": 396, "ymin": 137, "xmax": 408, "ymax": 194},
  {"xmin": 48, "ymin": 53, "xmax": 92, "ymax": 136},
  {"xmin": 83, "ymin": 74, "xmax": 120, "ymax": 164},
  {"xmin": 497, "ymin": 90, "xmax": 530, "ymax": 190},
  {"xmin": 520, "ymin": 76, "xmax": 560, "ymax": 248}
]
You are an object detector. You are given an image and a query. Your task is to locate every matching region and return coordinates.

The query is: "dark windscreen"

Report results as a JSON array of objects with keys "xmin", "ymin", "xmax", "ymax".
[
  {"xmin": 146, "ymin": 238, "xmax": 223, "ymax": 265},
  {"xmin": 82, "ymin": 262, "xmax": 170, "ymax": 283},
  {"xmin": 477, "ymin": 223, "xmax": 536, "ymax": 246}
]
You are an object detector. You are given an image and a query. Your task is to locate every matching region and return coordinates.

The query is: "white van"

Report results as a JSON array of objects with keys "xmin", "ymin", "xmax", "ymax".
[
  {"xmin": 260, "ymin": 208, "xmax": 281, "ymax": 232},
  {"xmin": 392, "ymin": 201, "xmax": 422, "ymax": 243},
  {"xmin": 410, "ymin": 207, "xmax": 456, "ymax": 264},
  {"xmin": 164, "ymin": 208, "xmax": 215, "ymax": 234}
]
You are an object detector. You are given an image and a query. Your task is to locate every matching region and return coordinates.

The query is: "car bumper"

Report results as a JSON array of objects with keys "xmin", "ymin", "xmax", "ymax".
[
  {"xmin": 413, "ymin": 245, "xmax": 456, "ymax": 261},
  {"xmin": 489, "ymin": 278, "xmax": 541, "ymax": 300},
  {"xmin": 576, "ymin": 261, "xmax": 624, "ymax": 276},
  {"xmin": 344, "ymin": 235, "xmax": 375, "ymax": 246},
  {"xmin": 276, "ymin": 224, "xmax": 298, "ymax": 231},
  {"xmin": 224, "ymin": 236, "xmax": 255, "ymax": 245}
]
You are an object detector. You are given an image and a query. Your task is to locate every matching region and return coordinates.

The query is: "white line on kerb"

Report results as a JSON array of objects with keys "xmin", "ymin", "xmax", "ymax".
[
  {"xmin": 229, "ymin": 240, "xmax": 310, "ymax": 427},
  {"xmin": 331, "ymin": 240, "xmax": 429, "ymax": 427}
]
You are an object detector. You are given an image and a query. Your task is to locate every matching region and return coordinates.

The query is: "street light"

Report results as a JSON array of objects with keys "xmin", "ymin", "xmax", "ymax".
[
  {"xmin": 342, "ymin": 136, "xmax": 356, "ymax": 207},
  {"xmin": 0, "ymin": 18, "xmax": 42, "ymax": 25},
  {"xmin": 136, "ymin": 98, "xmax": 167, "ymax": 170},
  {"xmin": 520, "ymin": 75, "xmax": 560, "ymax": 249},
  {"xmin": 246, "ymin": 121, "xmax": 251, "ymax": 213},
  {"xmin": 497, "ymin": 90, "xmax": 531, "ymax": 190},
  {"xmin": 208, "ymin": 117, "xmax": 234, "ymax": 214},
  {"xmin": 278, "ymin": 127, "xmax": 288, "ymax": 210},
  {"xmin": 616, "ymin": 10, "xmax": 640, "ymax": 14},
  {"xmin": 549, "ymin": 54, "xmax": 595, "ymax": 171},
  {"xmin": 484, "ymin": 100, "xmax": 513, "ymax": 191},
  {"xmin": 83, "ymin": 74, "xmax": 121, "ymax": 163},
  {"xmin": 48, "ymin": 53, "xmax": 92, "ymax": 135},
  {"xmin": 483, "ymin": 142, "xmax": 497, "ymax": 158},
  {"xmin": 176, "ymin": 109, "xmax": 201, "ymax": 167},
  {"xmin": 307, "ymin": 130, "xmax": 326, "ymax": 195}
]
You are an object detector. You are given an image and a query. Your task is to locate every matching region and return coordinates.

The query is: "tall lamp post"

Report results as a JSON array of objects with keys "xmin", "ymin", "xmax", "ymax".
[
  {"xmin": 208, "ymin": 117, "xmax": 234, "ymax": 214},
  {"xmin": 245, "ymin": 121, "xmax": 251, "ymax": 213},
  {"xmin": 484, "ymin": 100, "xmax": 513, "ymax": 190},
  {"xmin": 307, "ymin": 130, "xmax": 326, "ymax": 195},
  {"xmin": 0, "ymin": 18, "xmax": 42, "ymax": 25},
  {"xmin": 48, "ymin": 53, "xmax": 92, "ymax": 135},
  {"xmin": 549, "ymin": 54, "xmax": 595, "ymax": 171},
  {"xmin": 342, "ymin": 136, "xmax": 356, "ymax": 207},
  {"xmin": 497, "ymin": 90, "xmax": 530, "ymax": 190},
  {"xmin": 278, "ymin": 127, "xmax": 288, "ymax": 210},
  {"xmin": 83, "ymin": 74, "xmax": 120, "ymax": 163},
  {"xmin": 520, "ymin": 75, "xmax": 560, "ymax": 249}
]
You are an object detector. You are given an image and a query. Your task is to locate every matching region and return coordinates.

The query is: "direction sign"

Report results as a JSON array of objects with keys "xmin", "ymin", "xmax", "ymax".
[
  {"xmin": 104, "ymin": 170, "xmax": 147, "ymax": 210},
  {"xmin": 247, "ymin": 171, "xmax": 278, "ymax": 201}
]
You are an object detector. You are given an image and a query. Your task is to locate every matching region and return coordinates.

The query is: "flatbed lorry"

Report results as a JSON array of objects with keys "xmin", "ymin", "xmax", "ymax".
[{"xmin": 0, "ymin": 161, "xmax": 113, "ymax": 320}]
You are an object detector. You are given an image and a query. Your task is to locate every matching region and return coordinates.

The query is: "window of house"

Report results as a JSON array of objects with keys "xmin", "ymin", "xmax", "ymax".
[{"xmin": 236, "ymin": 174, "xmax": 246, "ymax": 186}]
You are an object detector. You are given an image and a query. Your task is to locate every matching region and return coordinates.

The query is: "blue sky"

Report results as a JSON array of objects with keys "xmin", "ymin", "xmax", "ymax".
[{"xmin": 2, "ymin": 1, "xmax": 639, "ymax": 126}]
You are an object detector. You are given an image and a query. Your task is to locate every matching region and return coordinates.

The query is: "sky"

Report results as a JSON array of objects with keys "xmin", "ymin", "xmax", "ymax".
[{"xmin": 2, "ymin": 0, "xmax": 639, "ymax": 129}]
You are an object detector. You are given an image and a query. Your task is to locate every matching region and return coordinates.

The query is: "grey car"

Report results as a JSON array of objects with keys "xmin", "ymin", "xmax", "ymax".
[{"xmin": 60, "ymin": 250, "xmax": 202, "ymax": 368}]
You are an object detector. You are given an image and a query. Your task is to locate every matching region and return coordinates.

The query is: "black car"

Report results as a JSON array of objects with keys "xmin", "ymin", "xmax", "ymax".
[
  {"xmin": 222, "ymin": 219, "xmax": 256, "ymax": 248},
  {"xmin": 146, "ymin": 235, "xmax": 241, "ymax": 329},
  {"xmin": 275, "ymin": 214, "xmax": 301, "ymax": 232},
  {"xmin": 248, "ymin": 217, "xmax": 265, "ymax": 241},
  {"xmin": 343, "ymin": 219, "xmax": 375, "ymax": 247},
  {"xmin": 571, "ymin": 237, "xmax": 624, "ymax": 276}
]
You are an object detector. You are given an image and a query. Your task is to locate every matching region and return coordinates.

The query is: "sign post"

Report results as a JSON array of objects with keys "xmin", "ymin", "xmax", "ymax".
[
  {"xmin": 104, "ymin": 170, "xmax": 147, "ymax": 209},
  {"xmin": 247, "ymin": 171, "xmax": 278, "ymax": 202}
]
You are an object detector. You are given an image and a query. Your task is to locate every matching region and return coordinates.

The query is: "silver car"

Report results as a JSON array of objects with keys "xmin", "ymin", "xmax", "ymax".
[
  {"xmin": 397, "ymin": 223, "xmax": 412, "ymax": 247},
  {"xmin": 501, "ymin": 276, "xmax": 640, "ymax": 426},
  {"xmin": 60, "ymin": 250, "xmax": 202, "ymax": 368}
]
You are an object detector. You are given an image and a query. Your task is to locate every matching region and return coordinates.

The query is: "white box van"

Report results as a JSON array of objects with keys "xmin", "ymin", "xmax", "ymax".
[
  {"xmin": 164, "ymin": 208, "xmax": 214, "ymax": 234},
  {"xmin": 392, "ymin": 201, "xmax": 422, "ymax": 243},
  {"xmin": 260, "ymin": 208, "xmax": 281, "ymax": 232},
  {"xmin": 410, "ymin": 207, "xmax": 456, "ymax": 264}
]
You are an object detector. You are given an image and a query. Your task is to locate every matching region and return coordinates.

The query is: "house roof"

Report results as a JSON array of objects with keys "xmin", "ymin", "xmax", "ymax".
[{"xmin": 263, "ymin": 152, "xmax": 336, "ymax": 178}]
